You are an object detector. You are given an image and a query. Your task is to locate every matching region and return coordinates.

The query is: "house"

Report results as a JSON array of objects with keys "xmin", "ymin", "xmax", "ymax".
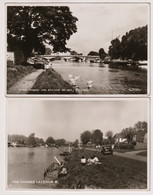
[{"xmin": 113, "ymin": 133, "xmax": 127, "ymax": 143}]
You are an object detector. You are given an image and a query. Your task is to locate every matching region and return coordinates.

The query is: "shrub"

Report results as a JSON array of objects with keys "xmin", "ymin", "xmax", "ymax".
[{"xmin": 115, "ymin": 142, "xmax": 134, "ymax": 149}]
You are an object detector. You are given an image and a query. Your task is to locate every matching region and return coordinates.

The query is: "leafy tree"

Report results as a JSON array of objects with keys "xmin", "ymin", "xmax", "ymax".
[
  {"xmin": 91, "ymin": 129, "xmax": 103, "ymax": 145},
  {"xmin": 55, "ymin": 139, "xmax": 66, "ymax": 146},
  {"xmin": 120, "ymin": 127, "xmax": 136, "ymax": 143},
  {"xmin": 109, "ymin": 25, "xmax": 147, "ymax": 60},
  {"xmin": 70, "ymin": 50, "xmax": 78, "ymax": 55},
  {"xmin": 134, "ymin": 121, "xmax": 147, "ymax": 133},
  {"xmin": 46, "ymin": 136, "xmax": 55, "ymax": 146},
  {"xmin": 80, "ymin": 130, "xmax": 91, "ymax": 145},
  {"xmin": 7, "ymin": 6, "xmax": 78, "ymax": 61},
  {"xmin": 88, "ymin": 51, "xmax": 99, "ymax": 56},
  {"xmin": 109, "ymin": 38, "xmax": 122, "ymax": 59},
  {"xmin": 28, "ymin": 133, "xmax": 36, "ymax": 147},
  {"xmin": 73, "ymin": 139, "xmax": 79, "ymax": 148},
  {"xmin": 99, "ymin": 48, "xmax": 106, "ymax": 60},
  {"xmin": 105, "ymin": 130, "xmax": 114, "ymax": 144}
]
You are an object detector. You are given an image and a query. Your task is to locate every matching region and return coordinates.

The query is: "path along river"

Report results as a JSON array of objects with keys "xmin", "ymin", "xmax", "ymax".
[{"xmin": 53, "ymin": 61, "xmax": 147, "ymax": 94}]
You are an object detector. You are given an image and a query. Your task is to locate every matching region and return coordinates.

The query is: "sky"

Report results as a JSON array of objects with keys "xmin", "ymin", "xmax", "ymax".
[
  {"xmin": 6, "ymin": 99, "xmax": 149, "ymax": 142},
  {"xmin": 64, "ymin": 3, "xmax": 149, "ymax": 55}
]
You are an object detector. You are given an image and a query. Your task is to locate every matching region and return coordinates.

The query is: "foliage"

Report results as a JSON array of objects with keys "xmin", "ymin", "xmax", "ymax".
[
  {"xmin": 28, "ymin": 133, "xmax": 37, "ymax": 146},
  {"xmin": 134, "ymin": 121, "xmax": 147, "ymax": 132},
  {"xmin": 56, "ymin": 139, "xmax": 66, "ymax": 146},
  {"xmin": 99, "ymin": 48, "xmax": 106, "ymax": 60},
  {"xmin": 120, "ymin": 127, "xmax": 136, "ymax": 143},
  {"xmin": 80, "ymin": 130, "xmax": 91, "ymax": 145},
  {"xmin": 115, "ymin": 142, "xmax": 134, "ymax": 150},
  {"xmin": 88, "ymin": 51, "xmax": 99, "ymax": 56},
  {"xmin": 7, "ymin": 6, "xmax": 78, "ymax": 59},
  {"xmin": 108, "ymin": 25, "xmax": 147, "ymax": 60},
  {"xmin": 45, "ymin": 136, "xmax": 55, "ymax": 146},
  {"xmin": 91, "ymin": 129, "xmax": 103, "ymax": 145},
  {"xmin": 8, "ymin": 134, "xmax": 28, "ymax": 144},
  {"xmin": 73, "ymin": 139, "xmax": 79, "ymax": 148},
  {"xmin": 105, "ymin": 130, "xmax": 114, "ymax": 144}
]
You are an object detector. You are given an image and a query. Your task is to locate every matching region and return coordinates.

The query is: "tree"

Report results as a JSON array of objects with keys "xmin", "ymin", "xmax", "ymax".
[
  {"xmin": 91, "ymin": 129, "xmax": 103, "ymax": 145},
  {"xmin": 121, "ymin": 127, "xmax": 136, "ymax": 143},
  {"xmin": 80, "ymin": 130, "xmax": 91, "ymax": 145},
  {"xmin": 7, "ymin": 6, "xmax": 78, "ymax": 61},
  {"xmin": 134, "ymin": 121, "xmax": 147, "ymax": 133},
  {"xmin": 88, "ymin": 51, "xmax": 99, "ymax": 56},
  {"xmin": 73, "ymin": 139, "xmax": 79, "ymax": 148},
  {"xmin": 28, "ymin": 133, "xmax": 36, "ymax": 147},
  {"xmin": 55, "ymin": 139, "xmax": 66, "ymax": 146},
  {"xmin": 109, "ymin": 38, "xmax": 122, "ymax": 59},
  {"xmin": 99, "ymin": 48, "xmax": 106, "ymax": 60},
  {"xmin": 105, "ymin": 130, "xmax": 114, "ymax": 144},
  {"xmin": 46, "ymin": 136, "xmax": 55, "ymax": 146},
  {"xmin": 70, "ymin": 50, "xmax": 78, "ymax": 55}
]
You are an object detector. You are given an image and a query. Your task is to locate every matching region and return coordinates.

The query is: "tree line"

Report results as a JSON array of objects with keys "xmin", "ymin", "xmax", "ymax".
[
  {"xmin": 80, "ymin": 121, "xmax": 147, "ymax": 146},
  {"xmin": 87, "ymin": 25, "xmax": 147, "ymax": 61},
  {"xmin": 8, "ymin": 133, "xmax": 74, "ymax": 147}
]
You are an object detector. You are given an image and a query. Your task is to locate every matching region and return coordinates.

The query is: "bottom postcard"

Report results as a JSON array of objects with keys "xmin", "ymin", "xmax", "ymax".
[{"xmin": 6, "ymin": 98, "xmax": 149, "ymax": 190}]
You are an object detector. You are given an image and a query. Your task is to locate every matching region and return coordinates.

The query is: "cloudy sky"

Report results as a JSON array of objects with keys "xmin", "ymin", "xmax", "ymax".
[
  {"xmin": 65, "ymin": 3, "xmax": 149, "ymax": 54},
  {"xmin": 6, "ymin": 99, "xmax": 149, "ymax": 142}
]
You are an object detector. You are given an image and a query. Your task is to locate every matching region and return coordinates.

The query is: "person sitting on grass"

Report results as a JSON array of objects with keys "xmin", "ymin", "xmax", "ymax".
[
  {"xmin": 87, "ymin": 156, "xmax": 94, "ymax": 165},
  {"xmin": 93, "ymin": 155, "xmax": 99, "ymax": 164},
  {"xmin": 81, "ymin": 156, "xmax": 86, "ymax": 165}
]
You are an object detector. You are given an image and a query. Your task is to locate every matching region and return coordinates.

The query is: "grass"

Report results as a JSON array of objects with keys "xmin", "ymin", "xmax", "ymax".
[
  {"xmin": 136, "ymin": 151, "xmax": 147, "ymax": 157},
  {"xmin": 29, "ymin": 68, "xmax": 77, "ymax": 94},
  {"xmin": 7, "ymin": 64, "xmax": 35, "ymax": 89},
  {"xmin": 56, "ymin": 149, "xmax": 147, "ymax": 189}
]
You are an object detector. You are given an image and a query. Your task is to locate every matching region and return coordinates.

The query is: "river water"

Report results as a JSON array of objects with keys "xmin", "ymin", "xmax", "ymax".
[
  {"xmin": 53, "ymin": 61, "xmax": 147, "ymax": 94},
  {"xmin": 8, "ymin": 147, "xmax": 64, "ymax": 189}
]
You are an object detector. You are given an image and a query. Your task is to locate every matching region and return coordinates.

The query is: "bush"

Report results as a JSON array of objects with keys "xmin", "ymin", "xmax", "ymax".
[{"xmin": 115, "ymin": 142, "xmax": 134, "ymax": 149}]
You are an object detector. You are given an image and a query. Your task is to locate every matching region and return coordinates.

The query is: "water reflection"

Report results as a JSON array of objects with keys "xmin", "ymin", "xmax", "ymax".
[{"xmin": 53, "ymin": 61, "xmax": 147, "ymax": 94}]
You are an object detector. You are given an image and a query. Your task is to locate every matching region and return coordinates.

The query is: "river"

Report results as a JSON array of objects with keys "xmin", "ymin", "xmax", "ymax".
[
  {"xmin": 52, "ymin": 61, "xmax": 147, "ymax": 94},
  {"xmin": 8, "ymin": 147, "xmax": 65, "ymax": 189}
]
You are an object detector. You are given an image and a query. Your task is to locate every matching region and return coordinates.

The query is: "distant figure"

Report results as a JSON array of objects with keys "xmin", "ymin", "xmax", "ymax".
[
  {"xmin": 45, "ymin": 59, "xmax": 52, "ymax": 71},
  {"xmin": 87, "ymin": 80, "xmax": 93, "ymax": 90},
  {"xmin": 44, "ymin": 170, "xmax": 47, "ymax": 180},
  {"xmin": 81, "ymin": 156, "xmax": 86, "ymax": 165}
]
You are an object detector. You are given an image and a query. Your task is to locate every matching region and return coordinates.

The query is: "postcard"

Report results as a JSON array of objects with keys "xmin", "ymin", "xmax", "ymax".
[
  {"xmin": 6, "ymin": 98, "xmax": 149, "ymax": 190},
  {"xmin": 6, "ymin": 2, "xmax": 150, "ymax": 96}
]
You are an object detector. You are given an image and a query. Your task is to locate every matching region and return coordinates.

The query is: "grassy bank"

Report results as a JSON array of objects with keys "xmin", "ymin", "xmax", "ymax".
[
  {"xmin": 7, "ymin": 65, "xmax": 36, "ymax": 89},
  {"xmin": 56, "ymin": 149, "xmax": 147, "ymax": 189},
  {"xmin": 29, "ymin": 69, "xmax": 77, "ymax": 94},
  {"xmin": 136, "ymin": 151, "xmax": 147, "ymax": 157}
]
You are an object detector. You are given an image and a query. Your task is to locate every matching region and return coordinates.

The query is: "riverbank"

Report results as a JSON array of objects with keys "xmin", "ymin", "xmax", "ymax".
[
  {"xmin": 7, "ymin": 65, "xmax": 36, "ymax": 90},
  {"xmin": 29, "ymin": 68, "xmax": 77, "ymax": 94},
  {"xmin": 56, "ymin": 149, "xmax": 147, "ymax": 189}
]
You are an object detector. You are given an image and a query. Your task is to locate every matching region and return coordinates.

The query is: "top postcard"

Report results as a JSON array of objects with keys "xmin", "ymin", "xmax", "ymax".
[{"xmin": 6, "ymin": 2, "xmax": 150, "ymax": 96}]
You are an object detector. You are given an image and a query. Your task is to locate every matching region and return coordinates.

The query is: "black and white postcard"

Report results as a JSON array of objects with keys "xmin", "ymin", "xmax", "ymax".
[
  {"xmin": 6, "ymin": 98, "xmax": 149, "ymax": 190},
  {"xmin": 6, "ymin": 2, "xmax": 150, "ymax": 96}
]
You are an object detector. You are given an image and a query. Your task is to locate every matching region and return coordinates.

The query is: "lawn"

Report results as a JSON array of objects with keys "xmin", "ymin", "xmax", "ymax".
[
  {"xmin": 29, "ymin": 68, "xmax": 77, "ymax": 94},
  {"xmin": 136, "ymin": 151, "xmax": 147, "ymax": 157},
  {"xmin": 56, "ymin": 149, "xmax": 147, "ymax": 189},
  {"xmin": 7, "ymin": 65, "xmax": 35, "ymax": 89}
]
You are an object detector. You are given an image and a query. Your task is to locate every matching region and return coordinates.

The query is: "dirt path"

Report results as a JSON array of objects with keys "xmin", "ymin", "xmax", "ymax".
[
  {"xmin": 113, "ymin": 150, "xmax": 147, "ymax": 162},
  {"xmin": 7, "ymin": 69, "xmax": 44, "ymax": 94}
]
